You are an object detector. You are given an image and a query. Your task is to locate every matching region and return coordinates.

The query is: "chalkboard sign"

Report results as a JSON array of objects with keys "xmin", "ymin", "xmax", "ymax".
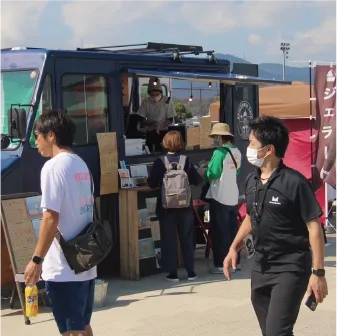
[{"xmin": 1, "ymin": 193, "xmax": 41, "ymax": 325}]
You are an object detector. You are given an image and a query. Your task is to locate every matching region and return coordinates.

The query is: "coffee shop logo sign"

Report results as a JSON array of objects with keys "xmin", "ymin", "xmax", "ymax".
[{"xmin": 237, "ymin": 100, "xmax": 253, "ymax": 140}]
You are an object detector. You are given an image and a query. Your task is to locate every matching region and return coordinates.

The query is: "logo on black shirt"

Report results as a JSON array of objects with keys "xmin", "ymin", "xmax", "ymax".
[{"xmin": 269, "ymin": 196, "xmax": 281, "ymax": 205}]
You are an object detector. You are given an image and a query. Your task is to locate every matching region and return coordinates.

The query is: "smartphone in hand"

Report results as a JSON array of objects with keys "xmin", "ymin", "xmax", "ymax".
[{"xmin": 305, "ymin": 292, "xmax": 317, "ymax": 311}]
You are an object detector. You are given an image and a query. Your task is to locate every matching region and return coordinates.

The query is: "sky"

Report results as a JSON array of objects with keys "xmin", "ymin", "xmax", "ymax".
[{"xmin": 1, "ymin": 1, "xmax": 336, "ymax": 66}]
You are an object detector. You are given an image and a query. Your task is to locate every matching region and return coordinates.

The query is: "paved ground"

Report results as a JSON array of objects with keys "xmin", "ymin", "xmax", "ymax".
[{"xmin": 1, "ymin": 235, "xmax": 336, "ymax": 336}]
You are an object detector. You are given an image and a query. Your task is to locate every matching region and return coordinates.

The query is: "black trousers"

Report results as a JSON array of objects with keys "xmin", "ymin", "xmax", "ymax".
[
  {"xmin": 160, "ymin": 208, "xmax": 195, "ymax": 274},
  {"xmin": 209, "ymin": 200, "xmax": 240, "ymax": 267},
  {"xmin": 251, "ymin": 270, "xmax": 310, "ymax": 336}
]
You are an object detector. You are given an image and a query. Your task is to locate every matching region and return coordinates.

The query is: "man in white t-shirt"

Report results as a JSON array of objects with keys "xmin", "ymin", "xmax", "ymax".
[
  {"xmin": 137, "ymin": 77, "xmax": 177, "ymax": 151},
  {"xmin": 24, "ymin": 110, "xmax": 96, "ymax": 336}
]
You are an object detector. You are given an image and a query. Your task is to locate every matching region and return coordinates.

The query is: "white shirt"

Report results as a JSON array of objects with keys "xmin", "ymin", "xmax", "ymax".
[
  {"xmin": 137, "ymin": 96, "xmax": 177, "ymax": 123},
  {"xmin": 40, "ymin": 152, "xmax": 97, "ymax": 282},
  {"xmin": 206, "ymin": 146, "xmax": 242, "ymax": 206}
]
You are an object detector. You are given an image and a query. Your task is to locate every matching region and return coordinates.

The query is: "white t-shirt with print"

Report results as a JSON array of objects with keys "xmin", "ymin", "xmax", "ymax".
[{"xmin": 40, "ymin": 152, "xmax": 97, "ymax": 282}]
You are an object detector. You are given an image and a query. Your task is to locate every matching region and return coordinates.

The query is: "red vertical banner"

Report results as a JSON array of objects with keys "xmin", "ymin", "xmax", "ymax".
[{"xmin": 312, "ymin": 65, "xmax": 336, "ymax": 191}]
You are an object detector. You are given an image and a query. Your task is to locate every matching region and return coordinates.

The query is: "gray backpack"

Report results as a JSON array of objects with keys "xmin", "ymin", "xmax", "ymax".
[{"xmin": 161, "ymin": 155, "xmax": 191, "ymax": 209}]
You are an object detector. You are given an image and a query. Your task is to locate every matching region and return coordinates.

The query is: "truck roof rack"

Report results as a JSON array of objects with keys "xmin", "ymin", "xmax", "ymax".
[
  {"xmin": 76, "ymin": 42, "xmax": 217, "ymax": 63},
  {"xmin": 76, "ymin": 42, "xmax": 204, "ymax": 55}
]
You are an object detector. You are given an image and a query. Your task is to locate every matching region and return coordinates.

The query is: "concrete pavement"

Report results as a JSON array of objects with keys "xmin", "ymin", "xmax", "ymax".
[{"xmin": 1, "ymin": 235, "xmax": 336, "ymax": 336}]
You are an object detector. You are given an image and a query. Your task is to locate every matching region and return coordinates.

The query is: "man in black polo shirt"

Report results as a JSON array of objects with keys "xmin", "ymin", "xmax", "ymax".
[{"xmin": 223, "ymin": 116, "xmax": 328, "ymax": 336}]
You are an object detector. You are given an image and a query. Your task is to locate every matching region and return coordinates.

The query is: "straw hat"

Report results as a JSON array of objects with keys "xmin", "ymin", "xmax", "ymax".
[{"xmin": 209, "ymin": 123, "xmax": 233, "ymax": 137}]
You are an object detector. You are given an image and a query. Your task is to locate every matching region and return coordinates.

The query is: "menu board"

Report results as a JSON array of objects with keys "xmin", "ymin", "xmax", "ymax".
[
  {"xmin": 121, "ymin": 75, "xmax": 129, "ymax": 106},
  {"xmin": 26, "ymin": 195, "xmax": 43, "ymax": 237},
  {"xmin": 1, "ymin": 196, "xmax": 42, "ymax": 274},
  {"xmin": 97, "ymin": 132, "xmax": 119, "ymax": 195},
  {"xmin": 186, "ymin": 127, "xmax": 200, "ymax": 148},
  {"xmin": 199, "ymin": 116, "xmax": 213, "ymax": 149}
]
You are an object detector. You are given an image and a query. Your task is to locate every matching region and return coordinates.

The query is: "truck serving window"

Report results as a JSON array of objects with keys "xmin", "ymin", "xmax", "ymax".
[{"xmin": 61, "ymin": 74, "xmax": 109, "ymax": 146}]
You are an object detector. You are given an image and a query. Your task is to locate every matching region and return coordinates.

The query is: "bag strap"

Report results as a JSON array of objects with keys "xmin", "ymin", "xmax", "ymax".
[
  {"xmin": 178, "ymin": 155, "xmax": 186, "ymax": 170},
  {"xmin": 55, "ymin": 169, "xmax": 98, "ymax": 243},
  {"xmin": 161, "ymin": 156, "xmax": 172, "ymax": 170},
  {"xmin": 222, "ymin": 147, "xmax": 238, "ymax": 169},
  {"xmin": 89, "ymin": 171, "xmax": 99, "ymax": 220}
]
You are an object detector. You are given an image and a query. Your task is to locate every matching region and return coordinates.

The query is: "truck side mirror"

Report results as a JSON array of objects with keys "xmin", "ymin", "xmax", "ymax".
[
  {"xmin": 8, "ymin": 108, "xmax": 27, "ymax": 139},
  {"xmin": 1, "ymin": 134, "xmax": 11, "ymax": 149}
]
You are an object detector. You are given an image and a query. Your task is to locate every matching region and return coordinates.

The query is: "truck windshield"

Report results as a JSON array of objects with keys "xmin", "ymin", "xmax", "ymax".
[{"xmin": 1, "ymin": 70, "xmax": 38, "ymax": 146}]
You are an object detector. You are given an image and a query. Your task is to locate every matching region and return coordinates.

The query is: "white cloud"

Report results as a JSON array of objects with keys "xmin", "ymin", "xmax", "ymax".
[
  {"xmin": 240, "ymin": 0, "xmax": 337, "ymax": 61},
  {"xmin": 178, "ymin": 2, "xmax": 237, "ymax": 34},
  {"xmin": 59, "ymin": 0, "xmax": 337, "ymax": 59},
  {"xmin": 61, "ymin": 1, "xmax": 170, "ymax": 47},
  {"xmin": 1, "ymin": 0, "xmax": 335, "ymax": 63},
  {"xmin": 291, "ymin": 19, "xmax": 336, "ymax": 61},
  {"xmin": 176, "ymin": 1, "xmax": 303, "ymax": 34},
  {"xmin": 1, "ymin": 1, "xmax": 48, "ymax": 48},
  {"xmin": 60, "ymin": 1, "xmax": 303, "ymax": 44},
  {"xmin": 248, "ymin": 34, "xmax": 263, "ymax": 46},
  {"xmin": 294, "ymin": 18, "xmax": 336, "ymax": 49}
]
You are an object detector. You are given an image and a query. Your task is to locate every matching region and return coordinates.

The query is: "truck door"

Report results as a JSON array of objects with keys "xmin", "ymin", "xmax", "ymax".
[
  {"xmin": 53, "ymin": 56, "xmax": 120, "ymax": 183},
  {"xmin": 54, "ymin": 56, "xmax": 121, "ymax": 276}
]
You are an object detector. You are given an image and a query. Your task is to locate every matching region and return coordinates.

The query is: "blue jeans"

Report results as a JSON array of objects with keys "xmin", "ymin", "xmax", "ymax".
[{"xmin": 45, "ymin": 279, "xmax": 95, "ymax": 334}]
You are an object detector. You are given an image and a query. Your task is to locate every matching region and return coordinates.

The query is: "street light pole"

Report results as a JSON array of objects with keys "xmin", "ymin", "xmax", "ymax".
[{"xmin": 280, "ymin": 42, "xmax": 290, "ymax": 81}]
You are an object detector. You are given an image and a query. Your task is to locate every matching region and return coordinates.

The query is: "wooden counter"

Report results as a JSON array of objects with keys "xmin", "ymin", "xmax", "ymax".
[
  {"xmin": 119, "ymin": 186, "xmax": 185, "ymax": 281},
  {"xmin": 119, "ymin": 186, "xmax": 159, "ymax": 281}
]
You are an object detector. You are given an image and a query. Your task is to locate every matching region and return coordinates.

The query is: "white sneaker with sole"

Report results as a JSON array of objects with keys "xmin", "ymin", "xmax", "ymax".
[{"xmin": 210, "ymin": 267, "xmax": 224, "ymax": 274}]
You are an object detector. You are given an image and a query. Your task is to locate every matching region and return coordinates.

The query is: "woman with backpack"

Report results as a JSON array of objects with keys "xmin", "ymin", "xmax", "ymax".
[
  {"xmin": 147, "ymin": 130, "xmax": 202, "ymax": 282},
  {"xmin": 204, "ymin": 123, "xmax": 242, "ymax": 274}
]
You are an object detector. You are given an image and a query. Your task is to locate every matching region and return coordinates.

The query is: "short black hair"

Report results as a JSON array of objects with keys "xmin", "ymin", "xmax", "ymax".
[
  {"xmin": 220, "ymin": 135, "xmax": 234, "ymax": 144},
  {"xmin": 249, "ymin": 115, "xmax": 289, "ymax": 158},
  {"xmin": 34, "ymin": 110, "xmax": 75, "ymax": 147}
]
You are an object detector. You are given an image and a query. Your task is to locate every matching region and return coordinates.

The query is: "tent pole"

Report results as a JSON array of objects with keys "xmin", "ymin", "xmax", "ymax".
[{"xmin": 309, "ymin": 60, "xmax": 314, "ymax": 183}]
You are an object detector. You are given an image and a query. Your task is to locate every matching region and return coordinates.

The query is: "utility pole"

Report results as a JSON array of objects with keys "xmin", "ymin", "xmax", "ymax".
[{"xmin": 280, "ymin": 42, "xmax": 290, "ymax": 81}]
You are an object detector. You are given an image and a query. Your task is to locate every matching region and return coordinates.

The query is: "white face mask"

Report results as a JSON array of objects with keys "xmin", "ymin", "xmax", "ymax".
[
  {"xmin": 213, "ymin": 136, "xmax": 221, "ymax": 147},
  {"xmin": 151, "ymin": 95, "xmax": 162, "ymax": 103},
  {"xmin": 246, "ymin": 147, "xmax": 267, "ymax": 168}
]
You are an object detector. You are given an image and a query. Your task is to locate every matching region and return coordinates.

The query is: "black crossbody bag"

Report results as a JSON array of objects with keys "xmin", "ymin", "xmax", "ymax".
[
  {"xmin": 55, "ymin": 173, "xmax": 113, "ymax": 274},
  {"xmin": 200, "ymin": 147, "xmax": 238, "ymax": 202}
]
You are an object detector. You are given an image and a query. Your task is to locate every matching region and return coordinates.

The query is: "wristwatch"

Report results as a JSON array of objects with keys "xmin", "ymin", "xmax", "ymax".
[
  {"xmin": 312, "ymin": 269, "xmax": 325, "ymax": 277},
  {"xmin": 32, "ymin": 256, "xmax": 44, "ymax": 264}
]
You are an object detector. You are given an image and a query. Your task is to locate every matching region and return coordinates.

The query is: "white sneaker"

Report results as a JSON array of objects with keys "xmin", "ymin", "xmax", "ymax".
[
  {"xmin": 187, "ymin": 272, "xmax": 198, "ymax": 281},
  {"xmin": 210, "ymin": 267, "xmax": 224, "ymax": 274}
]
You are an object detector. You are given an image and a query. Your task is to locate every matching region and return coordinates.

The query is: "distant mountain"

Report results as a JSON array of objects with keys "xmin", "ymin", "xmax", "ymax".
[
  {"xmin": 171, "ymin": 53, "xmax": 311, "ymax": 99},
  {"xmin": 259, "ymin": 63, "xmax": 311, "ymax": 82},
  {"xmin": 214, "ymin": 53, "xmax": 250, "ymax": 65},
  {"xmin": 214, "ymin": 53, "xmax": 275, "ymax": 79}
]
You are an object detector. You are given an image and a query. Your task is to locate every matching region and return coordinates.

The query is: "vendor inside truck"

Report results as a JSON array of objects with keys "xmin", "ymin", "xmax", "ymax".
[{"xmin": 136, "ymin": 77, "xmax": 177, "ymax": 152}]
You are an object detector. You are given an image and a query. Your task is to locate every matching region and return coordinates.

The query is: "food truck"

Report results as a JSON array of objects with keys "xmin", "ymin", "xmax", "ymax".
[{"xmin": 1, "ymin": 42, "xmax": 291, "ymax": 280}]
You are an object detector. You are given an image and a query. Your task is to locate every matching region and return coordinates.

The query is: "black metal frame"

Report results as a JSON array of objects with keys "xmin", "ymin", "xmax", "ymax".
[
  {"xmin": 76, "ymin": 42, "xmax": 204, "ymax": 53},
  {"xmin": 76, "ymin": 42, "xmax": 217, "ymax": 64}
]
